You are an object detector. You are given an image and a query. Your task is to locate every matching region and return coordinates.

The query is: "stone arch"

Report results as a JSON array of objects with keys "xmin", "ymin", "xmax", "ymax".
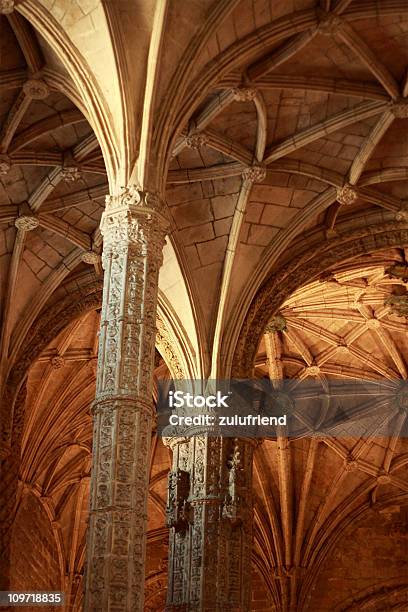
[
  {"xmin": 3, "ymin": 274, "xmax": 191, "ymax": 450},
  {"xmin": 336, "ymin": 580, "xmax": 408, "ymax": 611},
  {"xmin": 16, "ymin": 0, "xmax": 124, "ymax": 187},
  {"xmin": 1, "ymin": 282, "xmax": 102, "ymax": 453}
]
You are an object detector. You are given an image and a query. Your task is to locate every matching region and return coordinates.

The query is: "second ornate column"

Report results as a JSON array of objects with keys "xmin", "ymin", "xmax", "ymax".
[
  {"xmin": 165, "ymin": 435, "xmax": 256, "ymax": 611},
  {"xmin": 84, "ymin": 186, "xmax": 168, "ymax": 611}
]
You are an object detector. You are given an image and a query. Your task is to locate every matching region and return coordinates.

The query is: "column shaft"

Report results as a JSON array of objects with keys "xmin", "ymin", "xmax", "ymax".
[
  {"xmin": 166, "ymin": 436, "xmax": 255, "ymax": 611},
  {"xmin": 84, "ymin": 186, "xmax": 167, "ymax": 611}
]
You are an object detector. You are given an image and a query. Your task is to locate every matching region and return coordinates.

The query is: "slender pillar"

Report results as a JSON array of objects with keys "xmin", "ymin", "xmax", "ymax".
[
  {"xmin": 165, "ymin": 435, "xmax": 256, "ymax": 611},
  {"xmin": 84, "ymin": 186, "xmax": 168, "ymax": 611}
]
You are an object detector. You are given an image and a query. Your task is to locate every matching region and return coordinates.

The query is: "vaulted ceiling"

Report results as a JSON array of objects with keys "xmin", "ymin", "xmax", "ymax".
[
  {"xmin": 2, "ymin": 1, "xmax": 408, "ymax": 384},
  {"xmin": 15, "ymin": 252, "xmax": 408, "ymax": 610},
  {"xmin": 0, "ymin": 12, "xmax": 106, "ymax": 399},
  {"xmin": 163, "ymin": 0, "xmax": 408, "ymax": 375},
  {"xmin": 2, "ymin": 1, "xmax": 408, "ymax": 611}
]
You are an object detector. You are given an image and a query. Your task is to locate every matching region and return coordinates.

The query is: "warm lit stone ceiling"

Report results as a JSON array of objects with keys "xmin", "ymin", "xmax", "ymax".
[
  {"xmin": 3, "ymin": 1, "xmax": 408, "ymax": 384},
  {"xmin": 162, "ymin": 0, "xmax": 408, "ymax": 374},
  {"xmin": 0, "ymin": 12, "xmax": 106, "ymax": 399},
  {"xmin": 257, "ymin": 249, "xmax": 408, "ymax": 381},
  {"xmin": 2, "ymin": 1, "xmax": 408, "ymax": 611},
  {"xmin": 251, "ymin": 252, "xmax": 408, "ymax": 611},
  {"xmin": 18, "ymin": 251, "xmax": 408, "ymax": 610}
]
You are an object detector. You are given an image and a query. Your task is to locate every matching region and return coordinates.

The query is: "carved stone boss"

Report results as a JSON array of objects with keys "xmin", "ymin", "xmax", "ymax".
[
  {"xmin": 165, "ymin": 435, "xmax": 256, "ymax": 611},
  {"xmin": 84, "ymin": 186, "xmax": 168, "ymax": 611}
]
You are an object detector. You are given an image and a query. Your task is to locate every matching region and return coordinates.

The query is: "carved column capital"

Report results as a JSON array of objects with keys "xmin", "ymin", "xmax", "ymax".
[
  {"xmin": 81, "ymin": 250, "xmax": 100, "ymax": 265},
  {"xmin": 103, "ymin": 185, "xmax": 167, "ymax": 226},
  {"xmin": 162, "ymin": 436, "xmax": 190, "ymax": 451},
  {"xmin": 101, "ymin": 186, "xmax": 168, "ymax": 265},
  {"xmin": 0, "ymin": 0, "xmax": 14, "ymax": 14},
  {"xmin": 232, "ymin": 87, "xmax": 257, "ymax": 102},
  {"xmin": 14, "ymin": 215, "xmax": 39, "ymax": 231}
]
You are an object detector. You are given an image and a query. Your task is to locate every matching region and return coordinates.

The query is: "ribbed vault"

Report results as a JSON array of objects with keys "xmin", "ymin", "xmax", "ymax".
[
  {"xmin": 1, "ymin": 1, "xmax": 408, "ymax": 610},
  {"xmin": 252, "ymin": 250, "xmax": 408, "ymax": 610},
  {"xmin": 160, "ymin": 0, "xmax": 408, "ymax": 377},
  {"xmin": 11, "ymin": 248, "xmax": 408, "ymax": 610}
]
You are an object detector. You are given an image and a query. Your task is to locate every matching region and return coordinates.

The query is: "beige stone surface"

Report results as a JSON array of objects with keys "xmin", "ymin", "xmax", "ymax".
[{"xmin": 1, "ymin": 1, "xmax": 408, "ymax": 610}]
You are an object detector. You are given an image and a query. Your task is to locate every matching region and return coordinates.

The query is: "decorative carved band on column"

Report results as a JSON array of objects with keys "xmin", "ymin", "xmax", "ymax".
[
  {"xmin": 165, "ymin": 435, "xmax": 257, "ymax": 612},
  {"xmin": 84, "ymin": 186, "xmax": 168, "ymax": 612}
]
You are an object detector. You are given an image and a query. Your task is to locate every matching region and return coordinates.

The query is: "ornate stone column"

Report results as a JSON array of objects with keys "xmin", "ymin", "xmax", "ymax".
[
  {"xmin": 165, "ymin": 435, "xmax": 256, "ymax": 611},
  {"xmin": 84, "ymin": 186, "xmax": 168, "ymax": 611}
]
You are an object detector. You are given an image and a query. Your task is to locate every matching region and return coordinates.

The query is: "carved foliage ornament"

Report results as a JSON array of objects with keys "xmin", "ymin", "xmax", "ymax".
[
  {"xmin": 344, "ymin": 457, "xmax": 358, "ymax": 472},
  {"xmin": 85, "ymin": 406, "xmax": 152, "ymax": 610},
  {"xmin": 50, "ymin": 355, "xmax": 65, "ymax": 369},
  {"xmin": 396, "ymin": 210, "xmax": 408, "ymax": 222},
  {"xmin": 166, "ymin": 469, "xmax": 191, "ymax": 532},
  {"xmin": 0, "ymin": 0, "xmax": 14, "ymax": 14},
  {"xmin": 165, "ymin": 436, "xmax": 255, "ymax": 608},
  {"xmin": 96, "ymin": 186, "xmax": 169, "ymax": 400},
  {"xmin": 337, "ymin": 183, "xmax": 358, "ymax": 206},
  {"xmin": 22, "ymin": 79, "xmax": 49, "ymax": 100},
  {"xmin": 232, "ymin": 87, "xmax": 257, "ymax": 102},
  {"xmin": 105, "ymin": 185, "xmax": 166, "ymax": 216},
  {"xmin": 14, "ymin": 215, "xmax": 39, "ymax": 231},
  {"xmin": 81, "ymin": 250, "xmax": 100, "ymax": 265},
  {"xmin": 391, "ymin": 99, "xmax": 408, "ymax": 119},
  {"xmin": 156, "ymin": 314, "xmax": 184, "ymax": 379},
  {"xmin": 385, "ymin": 290, "xmax": 408, "ymax": 318},
  {"xmin": 265, "ymin": 314, "xmax": 287, "ymax": 333},
  {"xmin": 385, "ymin": 263, "xmax": 408, "ymax": 282},
  {"xmin": 101, "ymin": 187, "xmax": 168, "ymax": 262},
  {"xmin": 61, "ymin": 166, "xmax": 81, "ymax": 182},
  {"xmin": 242, "ymin": 165, "xmax": 266, "ymax": 183},
  {"xmin": 86, "ymin": 184, "xmax": 169, "ymax": 608},
  {"xmin": 185, "ymin": 132, "xmax": 208, "ymax": 150},
  {"xmin": 318, "ymin": 10, "xmax": 342, "ymax": 35}
]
